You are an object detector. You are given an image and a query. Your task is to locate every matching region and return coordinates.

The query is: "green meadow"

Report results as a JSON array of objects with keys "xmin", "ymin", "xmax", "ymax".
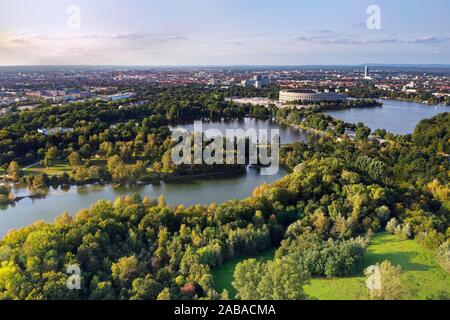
[
  {"xmin": 212, "ymin": 249, "xmax": 275, "ymax": 299},
  {"xmin": 213, "ymin": 233, "xmax": 450, "ymax": 300}
]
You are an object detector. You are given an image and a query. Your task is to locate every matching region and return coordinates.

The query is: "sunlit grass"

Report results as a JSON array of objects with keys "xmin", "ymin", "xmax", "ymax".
[
  {"xmin": 213, "ymin": 233, "xmax": 450, "ymax": 300},
  {"xmin": 305, "ymin": 233, "xmax": 450, "ymax": 300},
  {"xmin": 23, "ymin": 160, "xmax": 72, "ymax": 176}
]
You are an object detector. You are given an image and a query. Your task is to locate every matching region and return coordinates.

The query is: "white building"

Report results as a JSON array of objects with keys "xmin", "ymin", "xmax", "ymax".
[
  {"xmin": 241, "ymin": 75, "xmax": 271, "ymax": 88},
  {"xmin": 364, "ymin": 66, "xmax": 372, "ymax": 80},
  {"xmin": 279, "ymin": 89, "xmax": 347, "ymax": 103},
  {"xmin": 38, "ymin": 127, "xmax": 74, "ymax": 136},
  {"xmin": 109, "ymin": 92, "xmax": 136, "ymax": 102}
]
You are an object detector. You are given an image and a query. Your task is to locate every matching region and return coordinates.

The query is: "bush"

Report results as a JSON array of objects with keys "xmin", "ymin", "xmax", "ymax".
[
  {"xmin": 417, "ymin": 231, "xmax": 446, "ymax": 249},
  {"xmin": 386, "ymin": 218, "xmax": 398, "ymax": 234},
  {"xmin": 365, "ymin": 260, "xmax": 408, "ymax": 300},
  {"xmin": 275, "ymin": 233, "xmax": 368, "ymax": 277},
  {"xmin": 395, "ymin": 223, "xmax": 412, "ymax": 240},
  {"xmin": 436, "ymin": 241, "xmax": 450, "ymax": 274}
]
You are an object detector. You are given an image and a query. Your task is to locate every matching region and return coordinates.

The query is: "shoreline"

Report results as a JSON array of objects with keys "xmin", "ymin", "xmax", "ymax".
[
  {"xmin": 379, "ymin": 97, "xmax": 449, "ymax": 106},
  {"xmin": 1, "ymin": 167, "xmax": 249, "ymax": 208}
]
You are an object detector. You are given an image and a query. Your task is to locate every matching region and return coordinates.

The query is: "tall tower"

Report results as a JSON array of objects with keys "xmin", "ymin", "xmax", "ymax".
[{"xmin": 364, "ymin": 65, "xmax": 369, "ymax": 78}]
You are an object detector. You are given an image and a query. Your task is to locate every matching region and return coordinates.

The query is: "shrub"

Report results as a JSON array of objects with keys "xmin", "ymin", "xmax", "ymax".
[
  {"xmin": 276, "ymin": 233, "xmax": 368, "ymax": 277},
  {"xmin": 365, "ymin": 260, "xmax": 408, "ymax": 300},
  {"xmin": 386, "ymin": 218, "xmax": 398, "ymax": 234},
  {"xmin": 417, "ymin": 231, "xmax": 446, "ymax": 249},
  {"xmin": 395, "ymin": 223, "xmax": 412, "ymax": 240},
  {"xmin": 436, "ymin": 241, "xmax": 450, "ymax": 274}
]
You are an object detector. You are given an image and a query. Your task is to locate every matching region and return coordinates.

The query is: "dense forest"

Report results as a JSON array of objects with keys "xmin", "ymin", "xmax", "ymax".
[
  {"xmin": 0, "ymin": 85, "xmax": 449, "ymax": 300},
  {"xmin": 0, "ymin": 86, "xmax": 276, "ymax": 190}
]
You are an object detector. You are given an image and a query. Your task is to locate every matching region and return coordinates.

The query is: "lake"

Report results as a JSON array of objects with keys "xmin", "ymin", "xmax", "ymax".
[
  {"xmin": 0, "ymin": 167, "xmax": 287, "ymax": 238},
  {"xmin": 170, "ymin": 117, "xmax": 309, "ymax": 144},
  {"xmin": 0, "ymin": 117, "xmax": 306, "ymax": 238},
  {"xmin": 326, "ymin": 99, "xmax": 448, "ymax": 134}
]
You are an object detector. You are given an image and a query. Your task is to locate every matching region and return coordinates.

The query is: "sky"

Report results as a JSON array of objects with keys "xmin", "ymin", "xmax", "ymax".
[{"xmin": 0, "ymin": 0, "xmax": 449, "ymax": 66}]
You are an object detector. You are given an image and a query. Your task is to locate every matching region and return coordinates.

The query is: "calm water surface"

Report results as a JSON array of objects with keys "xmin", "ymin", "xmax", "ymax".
[
  {"xmin": 0, "ymin": 167, "xmax": 286, "ymax": 237},
  {"xmin": 171, "ymin": 118, "xmax": 308, "ymax": 144},
  {"xmin": 326, "ymin": 99, "xmax": 448, "ymax": 134}
]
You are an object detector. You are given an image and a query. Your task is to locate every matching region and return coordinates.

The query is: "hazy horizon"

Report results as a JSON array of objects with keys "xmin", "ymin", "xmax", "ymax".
[{"xmin": 1, "ymin": 63, "xmax": 450, "ymax": 68}]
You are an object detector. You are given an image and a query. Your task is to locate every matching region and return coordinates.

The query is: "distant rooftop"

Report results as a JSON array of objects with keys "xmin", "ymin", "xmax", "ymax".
[{"xmin": 282, "ymin": 89, "xmax": 316, "ymax": 93}]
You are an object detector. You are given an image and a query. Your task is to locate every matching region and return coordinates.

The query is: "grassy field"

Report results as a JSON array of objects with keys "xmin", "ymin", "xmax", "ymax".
[
  {"xmin": 213, "ymin": 233, "xmax": 450, "ymax": 300},
  {"xmin": 23, "ymin": 160, "xmax": 72, "ymax": 177},
  {"xmin": 305, "ymin": 233, "xmax": 450, "ymax": 300},
  {"xmin": 212, "ymin": 249, "xmax": 275, "ymax": 299}
]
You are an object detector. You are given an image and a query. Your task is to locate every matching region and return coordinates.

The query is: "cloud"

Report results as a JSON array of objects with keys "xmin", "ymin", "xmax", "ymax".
[
  {"xmin": 10, "ymin": 38, "xmax": 30, "ymax": 44},
  {"xmin": 292, "ymin": 34, "xmax": 450, "ymax": 45},
  {"xmin": 411, "ymin": 36, "xmax": 449, "ymax": 44},
  {"xmin": 8, "ymin": 32, "xmax": 188, "ymax": 43},
  {"xmin": 309, "ymin": 29, "xmax": 335, "ymax": 34},
  {"xmin": 221, "ymin": 39, "xmax": 246, "ymax": 46},
  {"xmin": 108, "ymin": 33, "xmax": 188, "ymax": 42}
]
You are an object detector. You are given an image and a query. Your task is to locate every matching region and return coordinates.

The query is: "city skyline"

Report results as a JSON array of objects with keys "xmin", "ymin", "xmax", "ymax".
[{"xmin": 1, "ymin": 0, "xmax": 450, "ymax": 66}]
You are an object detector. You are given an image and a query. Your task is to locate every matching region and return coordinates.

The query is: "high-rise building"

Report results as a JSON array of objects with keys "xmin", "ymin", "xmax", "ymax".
[
  {"xmin": 241, "ymin": 75, "xmax": 271, "ymax": 88},
  {"xmin": 363, "ymin": 66, "xmax": 372, "ymax": 80}
]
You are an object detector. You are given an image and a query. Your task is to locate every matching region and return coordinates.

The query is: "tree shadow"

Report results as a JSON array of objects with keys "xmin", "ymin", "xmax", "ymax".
[{"xmin": 364, "ymin": 251, "xmax": 431, "ymax": 272}]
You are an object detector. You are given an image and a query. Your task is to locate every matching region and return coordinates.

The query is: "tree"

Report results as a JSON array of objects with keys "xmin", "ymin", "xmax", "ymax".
[
  {"xmin": 365, "ymin": 260, "xmax": 408, "ymax": 300},
  {"xmin": 0, "ymin": 260, "xmax": 26, "ymax": 299},
  {"xmin": 197, "ymin": 242, "xmax": 222, "ymax": 267},
  {"xmin": 79, "ymin": 144, "xmax": 93, "ymax": 159},
  {"xmin": 111, "ymin": 256, "xmax": 147, "ymax": 288},
  {"xmin": 32, "ymin": 173, "xmax": 49, "ymax": 189},
  {"xmin": 43, "ymin": 147, "xmax": 58, "ymax": 167},
  {"xmin": 436, "ymin": 241, "xmax": 450, "ymax": 274},
  {"xmin": 220, "ymin": 289, "xmax": 230, "ymax": 300},
  {"xmin": 386, "ymin": 218, "xmax": 398, "ymax": 234},
  {"xmin": 90, "ymin": 281, "xmax": 115, "ymax": 300},
  {"xmin": 157, "ymin": 288, "xmax": 171, "ymax": 300},
  {"xmin": 158, "ymin": 195, "xmax": 166, "ymax": 207},
  {"xmin": 46, "ymin": 146, "xmax": 58, "ymax": 159},
  {"xmin": 356, "ymin": 124, "xmax": 371, "ymax": 140},
  {"xmin": 130, "ymin": 161, "xmax": 147, "ymax": 181},
  {"xmin": 0, "ymin": 185, "xmax": 14, "ymax": 205},
  {"xmin": 7, "ymin": 161, "xmax": 22, "ymax": 182},
  {"xmin": 233, "ymin": 256, "xmax": 310, "ymax": 300},
  {"xmin": 162, "ymin": 151, "xmax": 173, "ymax": 172},
  {"xmin": 334, "ymin": 122, "xmax": 346, "ymax": 135},
  {"xmin": 107, "ymin": 155, "xmax": 129, "ymax": 182},
  {"xmin": 131, "ymin": 275, "xmax": 162, "ymax": 300},
  {"xmin": 99, "ymin": 141, "xmax": 114, "ymax": 158},
  {"xmin": 313, "ymin": 209, "xmax": 330, "ymax": 236},
  {"xmin": 232, "ymin": 259, "xmax": 265, "ymax": 300},
  {"xmin": 257, "ymin": 256, "xmax": 309, "ymax": 300},
  {"xmin": 68, "ymin": 151, "xmax": 82, "ymax": 167},
  {"xmin": 395, "ymin": 223, "xmax": 412, "ymax": 240}
]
